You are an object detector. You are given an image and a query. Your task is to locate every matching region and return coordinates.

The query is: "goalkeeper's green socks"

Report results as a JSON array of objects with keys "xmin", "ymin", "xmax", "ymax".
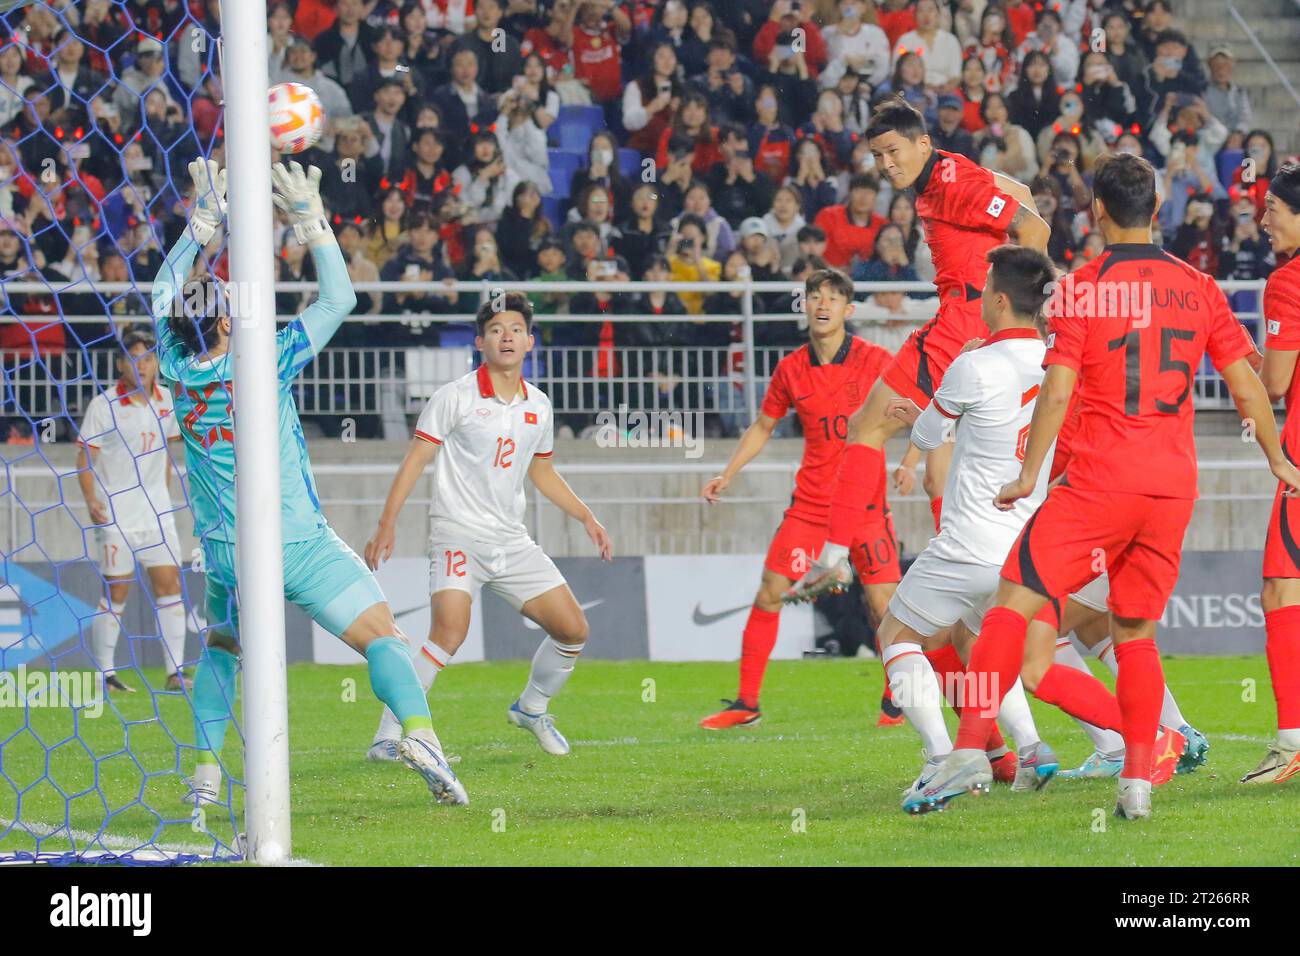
[
  {"xmin": 192, "ymin": 645, "xmax": 239, "ymax": 766},
  {"xmin": 366, "ymin": 637, "xmax": 434, "ymax": 735}
]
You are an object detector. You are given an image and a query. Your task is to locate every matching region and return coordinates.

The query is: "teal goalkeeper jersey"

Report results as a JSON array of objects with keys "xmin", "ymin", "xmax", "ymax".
[{"xmin": 149, "ymin": 233, "xmax": 357, "ymax": 543}]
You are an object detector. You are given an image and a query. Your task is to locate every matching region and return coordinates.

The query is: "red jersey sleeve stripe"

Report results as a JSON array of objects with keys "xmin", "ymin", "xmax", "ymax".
[
  {"xmin": 534, "ymin": 450, "xmax": 554, "ymax": 458},
  {"xmin": 933, "ymin": 399, "xmax": 960, "ymax": 419},
  {"xmin": 414, "ymin": 430, "xmax": 443, "ymax": 445}
]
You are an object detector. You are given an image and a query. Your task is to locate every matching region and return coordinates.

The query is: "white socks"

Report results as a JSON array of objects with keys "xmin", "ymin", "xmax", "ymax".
[
  {"xmin": 1097, "ymin": 640, "xmax": 1187, "ymax": 731},
  {"xmin": 158, "ymin": 599, "xmax": 187, "ymax": 676},
  {"xmin": 517, "ymin": 638, "xmax": 584, "ymax": 715},
  {"xmin": 998, "ymin": 679, "xmax": 1042, "ymax": 756},
  {"xmin": 883, "ymin": 643, "xmax": 951, "ymax": 757},
  {"xmin": 820, "ymin": 542, "xmax": 850, "ymax": 567},
  {"xmin": 1055, "ymin": 640, "xmax": 1126, "ymax": 756},
  {"xmin": 374, "ymin": 641, "xmax": 450, "ymax": 744},
  {"xmin": 91, "ymin": 599, "xmax": 127, "ymax": 674}
]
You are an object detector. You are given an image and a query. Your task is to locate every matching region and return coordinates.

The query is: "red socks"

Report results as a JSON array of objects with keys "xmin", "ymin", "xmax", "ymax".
[
  {"xmin": 926, "ymin": 644, "xmax": 1006, "ymax": 750},
  {"xmin": 738, "ymin": 606, "xmax": 781, "ymax": 708},
  {"xmin": 1265, "ymin": 606, "xmax": 1300, "ymax": 730},
  {"xmin": 930, "ymin": 496, "xmax": 943, "ymax": 533},
  {"xmin": 827, "ymin": 444, "xmax": 885, "ymax": 547},
  {"xmin": 1034, "ymin": 663, "xmax": 1122, "ymax": 731},
  {"xmin": 954, "ymin": 607, "xmax": 1028, "ymax": 750},
  {"xmin": 1114, "ymin": 638, "xmax": 1165, "ymax": 780}
]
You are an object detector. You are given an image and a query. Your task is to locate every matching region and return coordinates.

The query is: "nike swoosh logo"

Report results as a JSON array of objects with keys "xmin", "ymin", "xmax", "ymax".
[
  {"xmin": 524, "ymin": 599, "xmax": 605, "ymax": 629},
  {"xmin": 691, "ymin": 602, "xmax": 753, "ymax": 626}
]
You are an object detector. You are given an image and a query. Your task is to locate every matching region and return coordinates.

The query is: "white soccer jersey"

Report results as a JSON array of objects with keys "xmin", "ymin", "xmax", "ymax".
[
  {"xmin": 415, "ymin": 364, "xmax": 554, "ymax": 544},
  {"xmin": 910, "ymin": 327, "xmax": 1053, "ymax": 566},
  {"xmin": 78, "ymin": 381, "xmax": 181, "ymax": 534}
]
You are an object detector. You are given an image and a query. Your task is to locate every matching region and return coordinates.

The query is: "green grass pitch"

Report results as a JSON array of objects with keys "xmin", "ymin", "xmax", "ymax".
[{"xmin": 1, "ymin": 655, "xmax": 1296, "ymax": 865}]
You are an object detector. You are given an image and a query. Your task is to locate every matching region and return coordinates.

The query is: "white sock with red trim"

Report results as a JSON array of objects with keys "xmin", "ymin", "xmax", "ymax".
[
  {"xmin": 158, "ymin": 599, "xmax": 188, "ymax": 677},
  {"xmin": 1056, "ymin": 639, "xmax": 1126, "ymax": 756},
  {"xmin": 374, "ymin": 641, "xmax": 451, "ymax": 744},
  {"xmin": 883, "ymin": 642, "xmax": 951, "ymax": 757},
  {"xmin": 92, "ymin": 599, "xmax": 127, "ymax": 675},
  {"xmin": 518, "ymin": 638, "xmax": 584, "ymax": 714}
]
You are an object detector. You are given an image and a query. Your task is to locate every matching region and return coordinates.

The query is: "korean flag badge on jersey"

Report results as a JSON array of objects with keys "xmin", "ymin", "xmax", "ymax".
[
  {"xmin": 986, "ymin": 196, "xmax": 1006, "ymax": 218},
  {"xmin": 1269, "ymin": 319, "xmax": 1282, "ymax": 336}
]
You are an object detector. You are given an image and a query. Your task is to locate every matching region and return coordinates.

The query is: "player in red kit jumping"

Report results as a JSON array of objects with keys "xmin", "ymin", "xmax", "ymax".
[
  {"xmin": 784, "ymin": 97, "xmax": 1050, "ymax": 604},
  {"xmin": 1252, "ymin": 162, "xmax": 1300, "ymax": 784},
  {"xmin": 916, "ymin": 154, "xmax": 1300, "ymax": 820},
  {"xmin": 699, "ymin": 269, "xmax": 901, "ymax": 730}
]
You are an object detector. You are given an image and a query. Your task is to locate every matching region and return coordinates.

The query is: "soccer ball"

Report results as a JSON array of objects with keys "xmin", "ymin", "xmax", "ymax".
[{"xmin": 268, "ymin": 82, "xmax": 325, "ymax": 154}]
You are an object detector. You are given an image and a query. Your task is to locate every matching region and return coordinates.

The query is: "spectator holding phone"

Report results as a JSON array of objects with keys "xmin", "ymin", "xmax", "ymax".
[
  {"xmin": 625, "ymin": 41, "xmax": 682, "ymax": 152},
  {"xmin": 1145, "ymin": 28, "xmax": 1207, "ymax": 115},
  {"xmin": 753, "ymin": 0, "xmax": 828, "ymax": 80},
  {"xmin": 1170, "ymin": 192, "xmax": 1223, "ymax": 276},
  {"xmin": 1013, "ymin": 7, "xmax": 1078, "ymax": 86},
  {"xmin": 821, "ymin": 0, "xmax": 890, "ymax": 89},
  {"xmin": 1150, "ymin": 94, "xmax": 1228, "ymax": 191},
  {"xmin": 1080, "ymin": 51, "xmax": 1138, "ymax": 130},
  {"xmin": 1158, "ymin": 130, "xmax": 1222, "ymax": 237},
  {"xmin": 787, "ymin": 137, "xmax": 838, "ymax": 220},
  {"xmin": 667, "ymin": 213, "xmax": 721, "ymax": 314},
  {"xmin": 694, "ymin": 38, "xmax": 754, "ymax": 127}
]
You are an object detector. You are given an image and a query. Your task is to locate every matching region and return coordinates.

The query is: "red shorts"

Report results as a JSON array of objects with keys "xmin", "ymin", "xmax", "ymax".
[
  {"xmin": 881, "ymin": 295, "xmax": 987, "ymax": 409},
  {"xmin": 765, "ymin": 507, "xmax": 901, "ymax": 586},
  {"xmin": 1263, "ymin": 481, "xmax": 1300, "ymax": 578},
  {"xmin": 1001, "ymin": 484, "xmax": 1195, "ymax": 620}
]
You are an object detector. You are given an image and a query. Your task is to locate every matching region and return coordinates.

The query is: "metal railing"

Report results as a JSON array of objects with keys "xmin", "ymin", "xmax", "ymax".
[{"xmin": 0, "ymin": 279, "xmax": 1271, "ymax": 430}]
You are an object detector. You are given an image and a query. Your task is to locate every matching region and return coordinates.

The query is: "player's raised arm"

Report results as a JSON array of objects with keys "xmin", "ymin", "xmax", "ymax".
[
  {"xmin": 272, "ymin": 161, "xmax": 358, "ymax": 364},
  {"xmin": 151, "ymin": 158, "xmax": 227, "ymax": 372},
  {"xmin": 993, "ymin": 173, "xmax": 1051, "ymax": 253},
  {"xmin": 702, "ymin": 413, "xmax": 780, "ymax": 503},
  {"xmin": 365, "ymin": 436, "xmax": 439, "ymax": 569},
  {"xmin": 527, "ymin": 455, "xmax": 612, "ymax": 561}
]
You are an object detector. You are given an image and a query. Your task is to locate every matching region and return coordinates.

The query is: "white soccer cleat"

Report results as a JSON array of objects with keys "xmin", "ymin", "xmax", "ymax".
[
  {"xmin": 1011, "ymin": 741, "xmax": 1060, "ymax": 792},
  {"xmin": 367, "ymin": 739, "xmax": 400, "ymax": 762},
  {"xmin": 901, "ymin": 754, "xmax": 946, "ymax": 809},
  {"xmin": 901, "ymin": 748, "xmax": 992, "ymax": 815},
  {"xmin": 782, "ymin": 555, "xmax": 853, "ymax": 604},
  {"xmin": 181, "ymin": 765, "xmax": 222, "ymax": 808},
  {"xmin": 1114, "ymin": 778, "xmax": 1152, "ymax": 820},
  {"xmin": 508, "ymin": 700, "xmax": 571, "ymax": 755},
  {"xmin": 1239, "ymin": 742, "xmax": 1300, "ymax": 784},
  {"xmin": 397, "ymin": 729, "xmax": 469, "ymax": 805}
]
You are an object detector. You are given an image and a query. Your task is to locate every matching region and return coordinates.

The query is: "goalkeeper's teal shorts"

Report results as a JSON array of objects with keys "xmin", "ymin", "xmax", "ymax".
[{"xmin": 203, "ymin": 528, "xmax": 386, "ymax": 638}]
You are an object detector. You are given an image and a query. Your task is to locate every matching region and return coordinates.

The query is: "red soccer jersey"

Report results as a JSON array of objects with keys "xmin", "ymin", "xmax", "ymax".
[
  {"xmin": 572, "ymin": 23, "xmax": 622, "ymax": 103},
  {"xmin": 1263, "ymin": 255, "xmax": 1300, "ymax": 449},
  {"xmin": 762, "ymin": 335, "xmax": 892, "ymax": 521},
  {"xmin": 1044, "ymin": 244, "xmax": 1256, "ymax": 500},
  {"xmin": 913, "ymin": 149, "xmax": 1020, "ymax": 300}
]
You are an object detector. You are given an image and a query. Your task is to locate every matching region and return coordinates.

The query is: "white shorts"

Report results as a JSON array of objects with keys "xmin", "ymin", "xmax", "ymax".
[
  {"xmin": 889, "ymin": 535, "xmax": 1000, "ymax": 638},
  {"xmin": 94, "ymin": 517, "xmax": 181, "ymax": 576},
  {"xmin": 1070, "ymin": 572, "xmax": 1110, "ymax": 614},
  {"xmin": 429, "ymin": 531, "xmax": 567, "ymax": 611}
]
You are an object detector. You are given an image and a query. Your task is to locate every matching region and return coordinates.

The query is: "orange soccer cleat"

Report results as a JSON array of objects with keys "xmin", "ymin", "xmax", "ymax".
[
  {"xmin": 1150, "ymin": 727, "xmax": 1187, "ymax": 786},
  {"xmin": 699, "ymin": 699, "xmax": 762, "ymax": 730},
  {"xmin": 876, "ymin": 693, "xmax": 905, "ymax": 727}
]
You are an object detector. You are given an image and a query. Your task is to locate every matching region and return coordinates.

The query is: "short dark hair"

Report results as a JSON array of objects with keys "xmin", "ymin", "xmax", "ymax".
[
  {"xmin": 475, "ymin": 290, "xmax": 534, "ymax": 334},
  {"xmin": 121, "ymin": 325, "xmax": 156, "ymax": 352},
  {"xmin": 167, "ymin": 279, "xmax": 225, "ymax": 357},
  {"xmin": 805, "ymin": 267, "xmax": 854, "ymax": 300},
  {"xmin": 676, "ymin": 212, "xmax": 707, "ymax": 235},
  {"xmin": 986, "ymin": 244, "xmax": 1056, "ymax": 320},
  {"xmin": 865, "ymin": 97, "xmax": 927, "ymax": 142},
  {"xmin": 848, "ymin": 172, "xmax": 881, "ymax": 194},
  {"xmin": 1154, "ymin": 29, "xmax": 1189, "ymax": 49},
  {"xmin": 797, "ymin": 224, "xmax": 827, "ymax": 243},
  {"xmin": 1269, "ymin": 162, "xmax": 1300, "ymax": 213},
  {"xmin": 1091, "ymin": 153, "xmax": 1158, "ymax": 228}
]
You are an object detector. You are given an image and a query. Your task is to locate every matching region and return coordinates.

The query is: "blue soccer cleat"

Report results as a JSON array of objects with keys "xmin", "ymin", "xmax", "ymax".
[
  {"xmin": 1058, "ymin": 751, "xmax": 1125, "ymax": 779},
  {"xmin": 1176, "ymin": 724, "xmax": 1209, "ymax": 774},
  {"xmin": 1011, "ymin": 741, "xmax": 1059, "ymax": 792}
]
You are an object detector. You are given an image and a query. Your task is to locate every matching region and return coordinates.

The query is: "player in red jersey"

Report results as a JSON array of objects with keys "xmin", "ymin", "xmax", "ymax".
[
  {"xmin": 784, "ymin": 97, "xmax": 1049, "ymax": 604},
  {"xmin": 914, "ymin": 154, "xmax": 1300, "ymax": 820},
  {"xmin": 698, "ymin": 269, "xmax": 901, "ymax": 729},
  {"xmin": 1251, "ymin": 162, "xmax": 1300, "ymax": 783}
]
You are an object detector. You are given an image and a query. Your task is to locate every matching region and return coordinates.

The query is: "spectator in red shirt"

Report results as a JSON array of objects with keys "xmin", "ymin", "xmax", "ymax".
[
  {"xmin": 655, "ymin": 92, "xmax": 724, "ymax": 175},
  {"xmin": 876, "ymin": 0, "xmax": 917, "ymax": 49},
  {"xmin": 1003, "ymin": 0, "xmax": 1039, "ymax": 47},
  {"xmin": 752, "ymin": 0, "xmax": 828, "ymax": 79},
  {"xmin": 812, "ymin": 172, "xmax": 886, "ymax": 269},
  {"xmin": 565, "ymin": 0, "xmax": 633, "ymax": 104}
]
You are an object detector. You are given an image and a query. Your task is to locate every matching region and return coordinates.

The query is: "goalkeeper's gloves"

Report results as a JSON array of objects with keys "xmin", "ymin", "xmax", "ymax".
[
  {"xmin": 271, "ymin": 161, "xmax": 331, "ymax": 244},
  {"xmin": 186, "ymin": 157, "xmax": 227, "ymax": 245}
]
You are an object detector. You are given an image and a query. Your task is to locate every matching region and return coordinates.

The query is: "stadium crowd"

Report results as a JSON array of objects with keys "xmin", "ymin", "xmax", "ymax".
[{"xmin": 0, "ymin": 0, "xmax": 1292, "ymax": 435}]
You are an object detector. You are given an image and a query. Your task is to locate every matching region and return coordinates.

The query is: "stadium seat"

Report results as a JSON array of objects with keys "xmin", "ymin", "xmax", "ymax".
[
  {"xmin": 618, "ymin": 148, "xmax": 643, "ymax": 180},
  {"xmin": 540, "ymin": 194, "xmax": 566, "ymax": 229},
  {"xmin": 552, "ymin": 104, "xmax": 605, "ymax": 151},
  {"xmin": 1218, "ymin": 148, "xmax": 1244, "ymax": 189},
  {"xmin": 548, "ymin": 148, "xmax": 583, "ymax": 198}
]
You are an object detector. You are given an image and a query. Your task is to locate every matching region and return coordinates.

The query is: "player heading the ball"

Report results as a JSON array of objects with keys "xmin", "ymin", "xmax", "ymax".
[{"xmin": 152, "ymin": 158, "xmax": 466, "ymax": 808}]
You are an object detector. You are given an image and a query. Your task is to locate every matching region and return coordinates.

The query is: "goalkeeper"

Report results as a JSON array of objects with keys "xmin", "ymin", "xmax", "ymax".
[{"xmin": 152, "ymin": 159, "xmax": 467, "ymax": 807}]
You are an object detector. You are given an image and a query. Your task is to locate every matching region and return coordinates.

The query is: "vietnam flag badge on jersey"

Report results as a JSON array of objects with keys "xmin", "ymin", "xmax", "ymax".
[{"xmin": 525, "ymin": 412, "xmax": 538, "ymax": 424}]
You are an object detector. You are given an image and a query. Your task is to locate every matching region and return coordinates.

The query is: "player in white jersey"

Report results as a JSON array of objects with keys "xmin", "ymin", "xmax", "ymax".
[
  {"xmin": 76, "ymin": 327, "xmax": 191, "ymax": 693},
  {"xmin": 873, "ymin": 246, "xmax": 1063, "ymax": 812},
  {"xmin": 364, "ymin": 292, "xmax": 612, "ymax": 772}
]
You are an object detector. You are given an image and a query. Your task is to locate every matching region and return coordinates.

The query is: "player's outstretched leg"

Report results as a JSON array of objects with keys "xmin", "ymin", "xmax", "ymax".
[
  {"xmin": 784, "ymin": 380, "xmax": 906, "ymax": 604},
  {"xmin": 185, "ymin": 636, "xmax": 239, "ymax": 808},
  {"xmin": 510, "ymin": 585, "xmax": 589, "ymax": 756},
  {"xmin": 369, "ymin": 640, "xmax": 447, "ymax": 761},
  {"xmin": 345, "ymin": 602, "xmax": 467, "ymax": 805}
]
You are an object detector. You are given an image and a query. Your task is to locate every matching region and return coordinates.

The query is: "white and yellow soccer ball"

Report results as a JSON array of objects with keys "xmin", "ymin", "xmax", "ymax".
[{"xmin": 268, "ymin": 82, "xmax": 325, "ymax": 154}]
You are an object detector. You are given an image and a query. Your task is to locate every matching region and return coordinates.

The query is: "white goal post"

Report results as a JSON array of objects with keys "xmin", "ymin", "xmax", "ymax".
[{"xmin": 219, "ymin": 0, "xmax": 292, "ymax": 864}]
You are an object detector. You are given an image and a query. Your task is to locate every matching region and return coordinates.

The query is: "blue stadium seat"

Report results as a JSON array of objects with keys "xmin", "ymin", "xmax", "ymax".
[
  {"xmin": 541, "ymin": 194, "xmax": 567, "ymax": 229},
  {"xmin": 552, "ymin": 104, "xmax": 606, "ymax": 151},
  {"xmin": 1217, "ymin": 148, "xmax": 1244, "ymax": 189},
  {"xmin": 548, "ymin": 148, "xmax": 583, "ymax": 198},
  {"xmin": 618, "ymin": 148, "xmax": 643, "ymax": 179}
]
